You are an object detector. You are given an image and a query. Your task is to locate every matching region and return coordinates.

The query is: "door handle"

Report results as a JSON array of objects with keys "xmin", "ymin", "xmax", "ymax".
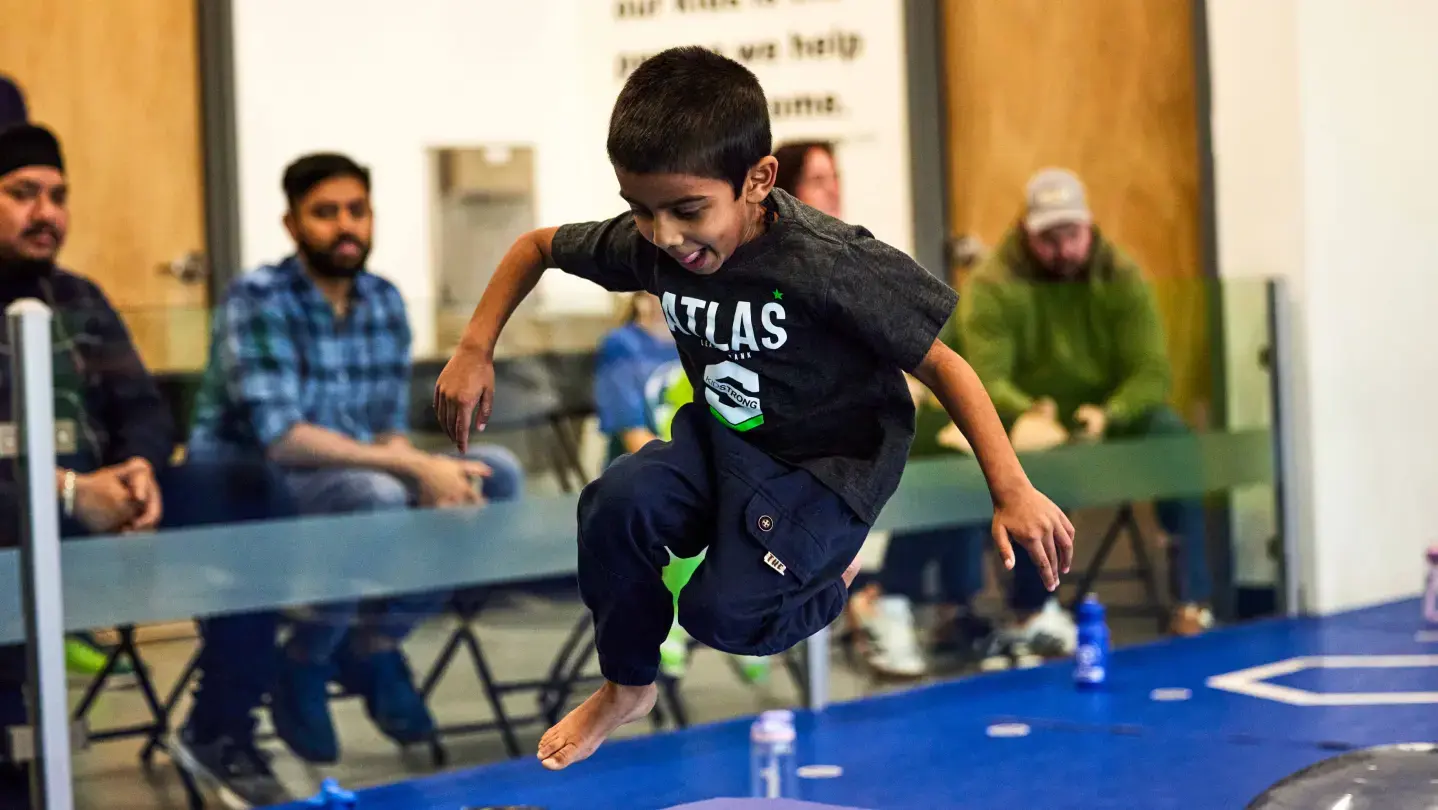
[{"xmin": 159, "ymin": 251, "xmax": 208, "ymax": 285}]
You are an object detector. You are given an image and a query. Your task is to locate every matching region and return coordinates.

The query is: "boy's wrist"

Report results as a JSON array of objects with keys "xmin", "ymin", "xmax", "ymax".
[
  {"xmin": 456, "ymin": 332, "xmax": 496, "ymax": 362},
  {"xmin": 990, "ymin": 474, "xmax": 1033, "ymax": 506}
]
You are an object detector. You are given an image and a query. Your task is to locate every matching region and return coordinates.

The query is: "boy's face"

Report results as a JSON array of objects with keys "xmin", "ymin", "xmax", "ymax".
[{"xmin": 617, "ymin": 158, "xmax": 777, "ymax": 276}]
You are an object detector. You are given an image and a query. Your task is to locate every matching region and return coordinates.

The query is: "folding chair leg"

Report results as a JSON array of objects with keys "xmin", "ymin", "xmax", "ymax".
[
  {"xmin": 73, "ymin": 626, "xmax": 170, "ymax": 748},
  {"xmin": 549, "ymin": 415, "xmax": 590, "ymax": 485},
  {"xmin": 418, "ymin": 614, "xmax": 471, "ymax": 699},
  {"xmin": 176, "ymin": 757, "xmax": 207, "ymax": 810},
  {"xmin": 544, "ymin": 636, "xmax": 598, "ymax": 727},
  {"xmin": 538, "ymin": 615, "xmax": 596, "ymax": 723},
  {"xmin": 782, "ymin": 646, "xmax": 809, "ymax": 709},
  {"xmin": 1064, "ymin": 507, "xmax": 1131, "ymax": 610},
  {"xmin": 461, "ymin": 626, "xmax": 522, "ymax": 758},
  {"xmin": 658, "ymin": 676, "xmax": 688, "ymax": 728},
  {"xmin": 1125, "ymin": 516, "xmax": 1169, "ymax": 629},
  {"xmin": 141, "ymin": 648, "xmax": 201, "ymax": 766}
]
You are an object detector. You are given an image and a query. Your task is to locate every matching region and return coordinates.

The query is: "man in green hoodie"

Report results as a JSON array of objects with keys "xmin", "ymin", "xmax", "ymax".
[{"xmin": 959, "ymin": 168, "xmax": 1213, "ymax": 638}]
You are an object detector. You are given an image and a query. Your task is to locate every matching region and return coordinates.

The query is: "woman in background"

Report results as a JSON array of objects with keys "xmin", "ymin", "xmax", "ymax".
[
  {"xmin": 772, "ymin": 141, "xmax": 842, "ymax": 218},
  {"xmin": 593, "ymin": 293, "xmax": 770, "ymax": 684}
]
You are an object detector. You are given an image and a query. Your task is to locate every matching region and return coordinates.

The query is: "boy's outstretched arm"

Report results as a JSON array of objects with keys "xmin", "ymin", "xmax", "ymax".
[
  {"xmin": 912, "ymin": 338, "xmax": 1075, "ymax": 591},
  {"xmin": 434, "ymin": 226, "xmax": 559, "ymax": 451}
]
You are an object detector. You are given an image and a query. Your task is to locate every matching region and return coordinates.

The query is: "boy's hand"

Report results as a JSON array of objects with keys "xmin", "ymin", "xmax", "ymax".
[
  {"xmin": 433, "ymin": 349, "xmax": 496, "ymax": 453},
  {"xmin": 991, "ymin": 485, "xmax": 1075, "ymax": 592}
]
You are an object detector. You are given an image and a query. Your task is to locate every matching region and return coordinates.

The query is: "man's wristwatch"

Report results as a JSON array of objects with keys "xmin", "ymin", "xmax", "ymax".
[{"xmin": 60, "ymin": 470, "xmax": 77, "ymax": 517}]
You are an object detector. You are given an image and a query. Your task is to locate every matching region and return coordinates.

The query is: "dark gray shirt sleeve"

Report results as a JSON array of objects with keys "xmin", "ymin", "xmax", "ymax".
[
  {"xmin": 825, "ymin": 238, "xmax": 959, "ymax": 373},
  {"xmin": 550, "ymin": 214, "xmax": 651, "ymax": 293}
]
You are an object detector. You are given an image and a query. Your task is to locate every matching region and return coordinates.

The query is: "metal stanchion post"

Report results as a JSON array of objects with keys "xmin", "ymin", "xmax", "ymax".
[
  {"xmin": 7, "ymin": 299, "xmax": 72, "ymax": 810},
  {"xmin": 805, "ymin": 626, "xmax": 830, "ymax": 711}
]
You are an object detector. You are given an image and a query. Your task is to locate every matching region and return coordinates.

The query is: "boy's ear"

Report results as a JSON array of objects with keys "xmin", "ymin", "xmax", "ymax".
[{"xmin": 744, "ymin": 156, "xmax": 779, "ymax": 203}]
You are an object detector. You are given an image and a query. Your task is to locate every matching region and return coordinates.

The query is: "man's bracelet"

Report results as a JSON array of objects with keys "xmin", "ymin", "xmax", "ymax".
[{"xmin": 60, "ymin": 470, "xmax": 76, "ymax": 517}]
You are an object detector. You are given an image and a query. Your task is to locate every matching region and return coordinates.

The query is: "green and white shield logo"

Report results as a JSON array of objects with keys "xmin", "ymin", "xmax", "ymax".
[{"xmin": 703, "ymin": 360, "xmax": 764, "ymax": 432}]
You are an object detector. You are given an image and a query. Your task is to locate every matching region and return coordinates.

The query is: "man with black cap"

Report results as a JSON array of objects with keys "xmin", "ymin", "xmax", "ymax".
[
  {"xmin": 0, "ymin": 75, "xmax": 27, "ymax": 130},
  {"xmin": 0, "ymin": 123, "xmax": 297, "ymax": 806},
  {"xmin": 0, "ymin": 123, "xmax": 173, "ymax": 545}
]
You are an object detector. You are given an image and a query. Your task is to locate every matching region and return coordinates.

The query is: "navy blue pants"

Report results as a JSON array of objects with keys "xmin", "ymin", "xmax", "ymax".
[{"xmin": 578, "ymin": 404, "xmax": 869, "ymax": 686}]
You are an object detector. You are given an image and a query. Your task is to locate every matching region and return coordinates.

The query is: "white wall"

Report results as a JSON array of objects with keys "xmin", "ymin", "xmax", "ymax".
[
  {"xmin": 231, "ymin": 0, "xmax": 607, "ymax": 355},
  {"xmin": 1209, "ymin": 0, "xmax": 1438, "ymax": 612},
  {"xmin": 231, "ymin": 0, "xmax": 911, "ymax": 356}
]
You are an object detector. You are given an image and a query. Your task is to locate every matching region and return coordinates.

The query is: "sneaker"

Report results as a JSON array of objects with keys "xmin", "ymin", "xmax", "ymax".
[
  {"xmin": 930, "ymin": 609, "xmax": 997, "ymax": 660},
  {"xmin": 977, "ymin": 633, "xmax": 1044, "ymax": 671},
  {"xmin": 731, "ymin": 655, "xmax": 771, "ymax": 685},
  {"xmin": 65, "ymin": 634, "xmax": 133, "ymax": 685},
  {"xmin": 170, "ymin": 726, "xmax": 291, "ymax": 809},
  {"xmin": 659, "ymin": 620, "xmax": 691, "ymax": 679},
  {"xmin": 1016, "ymin": 599, "xmax": 1078, "ymax": 658},
  {"xmin": 270, "ymin": 658, "xmax": 340, "ymax": 764},
  {"xmin": 1170, "ymin": 603, "xmax": 1214, "ymax": 636},
  {"xmin": 864, "ymin": 595, "xmax": 927, "ymax": 678},
  {"xmin": 360, "ymin": 650, "xmax": 436, "ymax": 746}
]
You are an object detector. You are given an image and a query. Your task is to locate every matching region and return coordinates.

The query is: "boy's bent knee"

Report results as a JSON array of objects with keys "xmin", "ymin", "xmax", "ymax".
[
  {"xmin": 578, "ymin": 456, "xmax": 656, "ymax": 526},
  {"xmin": 677, "ymin": 576, "xmax": 847, "ymax": 657}
]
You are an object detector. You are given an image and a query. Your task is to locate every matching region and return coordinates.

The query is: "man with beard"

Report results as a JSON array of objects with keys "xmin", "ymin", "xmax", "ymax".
[
  {"xmin": 0, "ymin": 123, "xmax": 300, "ymax": 806},
  {"xmin": 957, "ymin": 167, "xmax": 1214, "ymax": 651},
  {"xmin": 187, "ymin": 153, "xmax": 524, "ymax": 765}
]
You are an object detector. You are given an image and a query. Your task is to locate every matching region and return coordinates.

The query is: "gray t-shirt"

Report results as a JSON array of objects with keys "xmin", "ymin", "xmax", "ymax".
[{"xmin": 551, "ymin": 188, "xmax": 958, "ymax": 524}]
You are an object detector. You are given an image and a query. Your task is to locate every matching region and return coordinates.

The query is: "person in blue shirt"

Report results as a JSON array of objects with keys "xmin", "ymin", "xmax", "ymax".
[{"xmin": 594, "ymin": 292, "xmax": 683, "ymax": 460}]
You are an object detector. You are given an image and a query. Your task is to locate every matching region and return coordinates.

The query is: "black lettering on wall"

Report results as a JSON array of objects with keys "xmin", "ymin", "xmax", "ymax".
[{"xmin": 769, "ymin": 92, "xmax": 843, "ymax": 119}]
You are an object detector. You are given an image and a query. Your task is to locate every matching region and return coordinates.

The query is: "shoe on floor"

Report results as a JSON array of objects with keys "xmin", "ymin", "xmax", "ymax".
[
  {"xmin": 270, "ymin": 658, "xmax": 340, "ymax": 764},
  {"xmin": 931, "ymin": 609, "xmax": 997, "ymax": 660},
  {"xmin": 66, "ymin": 634, "xmax": 133, "ymax": 679},
  {"xmin": 170, "ymin": 725, "xmax": 292, "ymax": 809},
  {"xmin": 1016, "ymin": 598, "xmax": 1079, "ymax": 657},
  {"xmin": 731, "ymin": 654, "xmax": 771, "ymax": 685},
  {"xmin": 359, "ymin": 649, "xmax": 436, "ymax": 746},
  {"xmin": 1170, "ymin": 603, "xmax": 1214, "ymax": 637},
  {"xmin": 660, "ymin": 620, "xmax": 691, "ymax": 679},
  {"xmin": 864, "ymin": 595, "xmax": 928, "ymax": 678},
  {"xmin": 977, "ymin": 632, "xmax": 1045, "ymax": 671}
]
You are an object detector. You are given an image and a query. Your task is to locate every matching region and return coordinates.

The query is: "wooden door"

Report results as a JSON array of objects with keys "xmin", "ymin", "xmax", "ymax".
[
  {"xmin": 0, "ymin": 0, "xmax": 210, "ymax": 373},
  {"xmin": 941, "ymin": 0, "xmax": 1211, "ymax": 422}
]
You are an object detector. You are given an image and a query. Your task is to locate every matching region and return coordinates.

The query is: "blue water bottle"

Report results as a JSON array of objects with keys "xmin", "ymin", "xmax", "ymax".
[
  {"xmin": 1073, "ymin": 595, "xmax": 1109, "ymax": 689},
  {"xmin": 749, "ymin": 709, "xmax": 798, "ymax": 798},
  {"xmin": 305, "ymin": 778, "xmax": 356, "ymax": 809}
]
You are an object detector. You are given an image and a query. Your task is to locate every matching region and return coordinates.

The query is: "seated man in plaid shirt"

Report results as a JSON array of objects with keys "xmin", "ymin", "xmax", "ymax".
[{"xmin": 187, "ymin": 153, "xmax": 524, "ymax": 764}]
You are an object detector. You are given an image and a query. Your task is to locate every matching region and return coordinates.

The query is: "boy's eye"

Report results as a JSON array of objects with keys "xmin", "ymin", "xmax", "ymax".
[{"xmin": 673, "ymin": 207, "xmax": 703, "ymax": 220}]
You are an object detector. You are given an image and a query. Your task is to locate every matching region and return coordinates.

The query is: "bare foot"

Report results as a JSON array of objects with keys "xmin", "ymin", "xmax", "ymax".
[{"xmin": 537, "ymin": 681, "xmax": 656, "ymax": 770}]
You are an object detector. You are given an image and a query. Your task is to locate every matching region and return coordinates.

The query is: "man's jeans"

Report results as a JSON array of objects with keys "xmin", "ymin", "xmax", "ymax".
[
  {"xmin": 880, "ymin": 405, "xmax": 1212, "ymax": 614},
  {"xmin": 281, "ymin": 446, "xmax": 525, "ymax": 662},
  {"xmin": 1009, "ymin": 405, "xmax": 1213, "ymax": 611}
]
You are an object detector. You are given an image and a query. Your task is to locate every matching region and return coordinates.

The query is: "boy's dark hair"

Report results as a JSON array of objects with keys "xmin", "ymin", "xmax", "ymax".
[
  {"xmin": 607, "ymin": 46, "xmax": 771, "ymax": 197},
  {"xmin": 282, "ymin": 152, "xmax": 370, "ymax": 208}
]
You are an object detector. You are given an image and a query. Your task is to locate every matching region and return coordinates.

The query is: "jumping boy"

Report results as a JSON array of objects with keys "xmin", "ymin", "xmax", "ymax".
[{"xmin": 434, "ymin": 47, "xmax": 1074, "ymax": 770}]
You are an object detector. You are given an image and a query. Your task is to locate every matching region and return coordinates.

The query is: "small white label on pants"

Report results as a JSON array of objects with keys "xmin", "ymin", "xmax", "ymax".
[{"xmin": 763, "ymin": 552, "xmax": 787, "ymax": 576}]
